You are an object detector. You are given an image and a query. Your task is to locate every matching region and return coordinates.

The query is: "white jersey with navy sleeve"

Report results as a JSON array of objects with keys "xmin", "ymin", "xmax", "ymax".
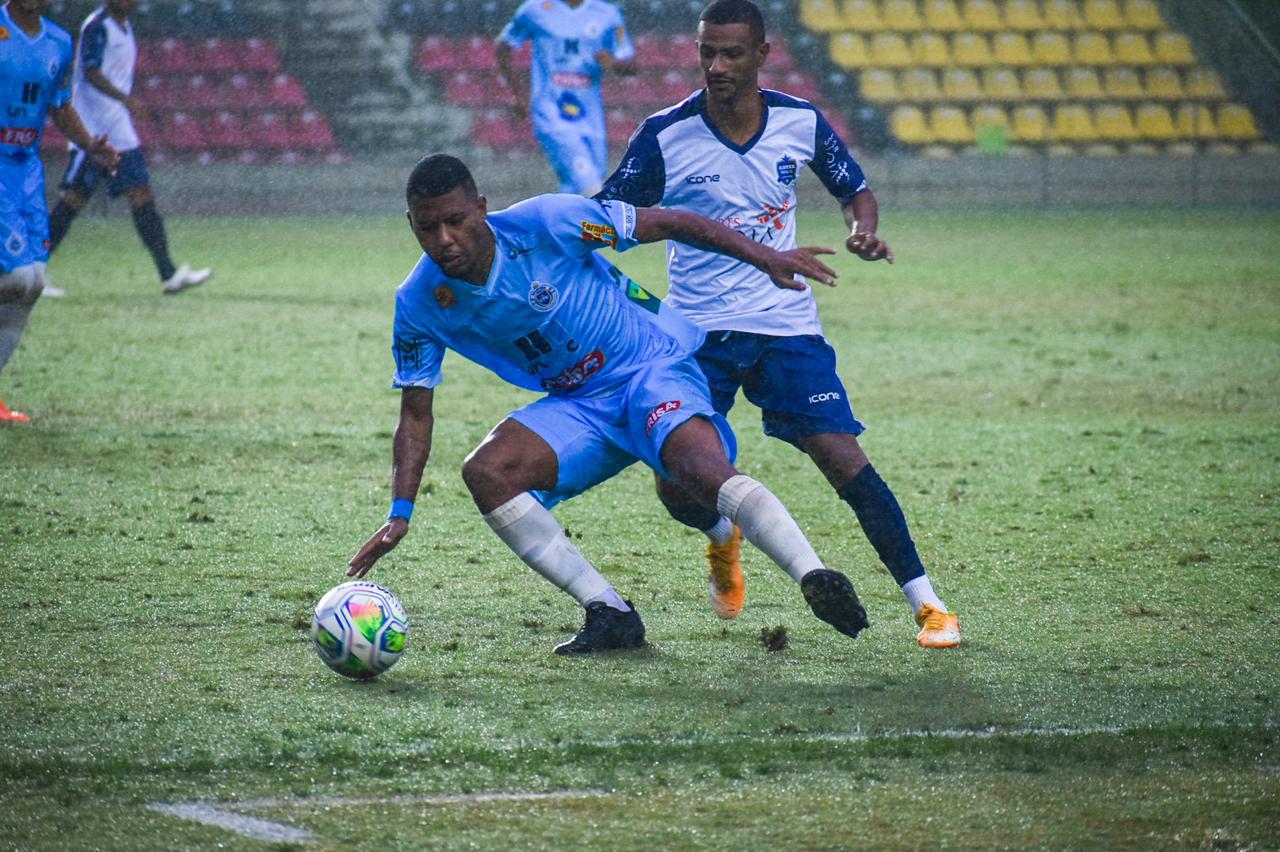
[
  {"xmin": 597, "ymin": 90, "xmax": 869, "ymax": 337},
  {"xmin": 71, "ymin": 6, "xmax": 138, "ymax": 152},
  {"xmin": 0, "ymin": 4, "xmax": 74, "ymax": 157},
  {"xmin": 499, "ymin": 0, "xmax": 633, "ymax": 138},
  {"xmin": 392, "ymin": 194, "xmax": 702, "ymax": 396}
]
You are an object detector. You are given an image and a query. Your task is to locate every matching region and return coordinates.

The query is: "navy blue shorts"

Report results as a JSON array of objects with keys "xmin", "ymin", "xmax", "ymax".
[
  {"xmin": 60, "ymin": 147, "xmax": 151, "ymax": 198},
  {"xmin": 696, "ymin": 330, "xmax": 865, "ymax": 447}
]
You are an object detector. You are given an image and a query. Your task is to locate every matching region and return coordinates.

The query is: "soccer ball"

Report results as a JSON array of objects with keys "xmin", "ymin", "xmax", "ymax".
[{"xmin": 311, "ymin": 581, "xmax": 409, "ymax": 680}]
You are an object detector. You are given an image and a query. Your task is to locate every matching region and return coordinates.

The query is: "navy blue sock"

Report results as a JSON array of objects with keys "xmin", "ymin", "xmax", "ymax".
[
  {"xmin": 837, "ymin": 464, "xmax": 926, "ymax": 587},
  {"xmin": 663, "ymin": 498, "xmax": 721, "ymax": 532},
  {"xmin": 131, "ymin": 202, "xmax": 177, "ymax": 281},
  {"xmin": 48, "ymin": 201, "xmax": 79, "ymax": 254}
]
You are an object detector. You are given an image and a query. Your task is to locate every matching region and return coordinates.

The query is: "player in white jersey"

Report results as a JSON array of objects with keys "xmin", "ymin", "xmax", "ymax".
[
  {"xmin": 495, "ymin": 0, "xmax": 634, "ymax": 195},
  {"xmin": 347, "ymin": 153, "xmax": 872, "ymax": 655},
  {"xmin": 0, "ymin": 0, "xmax": 117, "ymax": 423},
  {"xmin": 46, "ymin": 0, "xmax": 210, "ymax": 296},
  {"xmin": 597, "ymin": 0, "xmax": 960, "ymax": 648}
]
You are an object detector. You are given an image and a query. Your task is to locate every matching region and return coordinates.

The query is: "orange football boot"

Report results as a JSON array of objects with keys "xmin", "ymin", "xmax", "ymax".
[
  {"xmin": 707, "ymin": 527, "xmax": 745, "ymax": 619},
  {"xmin": 915, "ymin": 603, "xmax": 961, "ymax": 648},
  {"xmin": 0, "ymin": 400, "xmax": 30, "ymax": 425}
]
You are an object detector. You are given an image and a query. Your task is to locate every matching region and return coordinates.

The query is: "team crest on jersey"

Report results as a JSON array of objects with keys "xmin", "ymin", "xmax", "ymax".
[
  {"xmin": 528, "ymin": 280, "xmax": 558, "ymax": 312},
  {"xmin": 5, "ymin": 230, "xmax": 26, "ymax": 257},
  {"xmin": 776, "ymin": 154, "xmax": 798, "ymax": 186},
  {"xmin": 434, "ymin": 285, "xmax": 456, "ymax": 309},
  {"xmin": 581, "ymin": 221, "xmax": 618, "ymax": 248}
]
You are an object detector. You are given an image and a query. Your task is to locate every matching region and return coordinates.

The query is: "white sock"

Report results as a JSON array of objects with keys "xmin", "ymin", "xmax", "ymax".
[
  {"xmin": 716, "ymin": 475, "xmax": 824, "ymax": 583},
  {"xmin": 483, "ymin": 493, "xmax": 630, "ymax": 611},
  {"xmin": 902, "ymin": 575, "xmax": 946, "ymax": 614},
  {"xmin": 703, "ymin": 516, "xmax": 734, "ymax": 547},
  {"xmin": 0, "ymin": 265, "xmax": 40, "ymax": 373}
]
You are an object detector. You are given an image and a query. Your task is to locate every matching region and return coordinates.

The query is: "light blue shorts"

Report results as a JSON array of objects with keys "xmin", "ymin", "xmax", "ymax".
[
  {"xmin": 0, "ymin": 154, "xmax": 49, "ymax": 273},
  {"xmin": 535, "ymin": 123, "xmax": 608, "ymax": 195},
  {"xmin": 510, "ymin": 354, "xmax": 738, "ymax": 509}
]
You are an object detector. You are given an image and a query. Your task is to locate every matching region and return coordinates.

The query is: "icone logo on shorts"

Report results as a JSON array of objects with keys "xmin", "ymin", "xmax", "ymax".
[
  {"xmin": 809, "ymin": 391, "xmax": 841, "ymax": 404},
  {"xmin": 645, "ymin": 400, "xmax": 682, "ymax": 434}
]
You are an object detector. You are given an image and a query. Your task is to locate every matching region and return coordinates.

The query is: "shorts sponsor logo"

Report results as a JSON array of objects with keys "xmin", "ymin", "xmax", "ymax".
[
  {"xmin": 541, "ymin": 348, "xmax": 605, "ymax": 391},
  {"xmin": 809, "ymin": 391, "xmax": 841, "ymax": 404},
  {"xmin": 776, "ymin": 154, "xmax": 797, "ymax": 186},
  {"xmin": 580, "ymin": 221, "xmax": 618, "ymax": 248},
  {"xmin": 528, "ymin": 280, "xmax": 558, "ymax": 312},
  {"xmin": 684, "ymin": 174, "xmax": 720, "ymax": 184},
  {"xmin": 645, "ymin": 400, "xmax": 682, "ymax": 434},
  {"xmin": 0, "ymin": 127, "xmax": 38, "ymax": 146}
]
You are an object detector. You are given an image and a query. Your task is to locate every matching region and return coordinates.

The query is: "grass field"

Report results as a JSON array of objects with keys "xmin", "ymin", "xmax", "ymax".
[{"xmin": 1, "ymin": 207, "xmax": 1278, "ymax": 850}]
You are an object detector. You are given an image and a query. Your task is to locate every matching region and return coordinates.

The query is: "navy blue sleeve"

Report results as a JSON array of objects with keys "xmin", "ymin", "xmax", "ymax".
[
  {"xmin": 593, "ymin": 123, "xmax": 665, "ymax": 208},
  {"xmin": 79, "ymin": 18, "xmax": 108, "ymax": 70},
  {"xmin": 808, "ymin": 108, "xmax": 869, "ymax": 205}
]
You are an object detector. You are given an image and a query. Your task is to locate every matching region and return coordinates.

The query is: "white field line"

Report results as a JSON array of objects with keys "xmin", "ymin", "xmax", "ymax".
[{"xmin": 146, "ymin": 802, "xmax": 314, "ymax": 843}]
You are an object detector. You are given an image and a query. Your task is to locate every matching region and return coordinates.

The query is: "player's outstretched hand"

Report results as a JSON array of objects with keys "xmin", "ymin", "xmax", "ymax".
[
  {"xmin": 846, "ymin": 232, "xmax": 894, "ymax": 264},
  {"xmin": 764, "ymin": 246, "xmax": 839, "ymax": 291},
  {"xmin": 348, "ymin": 517, "xmax": 409, "ymax": 578},
  {"xmin": 86, "ymin": 134, "xmax": 121, "ymax": 176}
]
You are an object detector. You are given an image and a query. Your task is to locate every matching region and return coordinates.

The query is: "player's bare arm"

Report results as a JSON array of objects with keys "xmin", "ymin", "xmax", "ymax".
[
  {"xmin": 85, "ymin": 66, "xmax": 139, "ymax": 115},
  {"xmin": 349, "ymin": 386, "xmax": 435, "ymax": 577},
  {"xmin": 594, "ymin": 50, "xmax": 636, "ymax": 76},
  {"xmin": 632, "ymin": 207, "xmax": 838, "ymax": 290},
  {"xmin": 494, "ymin": 40, "xmax": 530, "ymax": 120},
  {"xmin": 843, "ymin": 189, "xmax": 894, "ymax": 264},
  {"xmin": 50, "ymin": 103, "xmax": 120, "ymax": 173}
]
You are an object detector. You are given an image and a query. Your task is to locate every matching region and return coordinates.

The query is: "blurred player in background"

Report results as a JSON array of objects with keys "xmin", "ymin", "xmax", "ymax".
[
  {"xmin": 348, "ymin": 154, "xmax": 872, "ymax": 655},
  {"xmin": 44, "ymin": 0, "xmax": 211, "ymax": 296},
  {"xmin": 495, "ymin": 0, "xmax": 635, "ymax": 195},
  {"xmin": 0, "ymin": 0, "xmax": 118, "ymax": 423},
  {"xmin": 597, "ymin": 0, "xmax": 961, "ymax": 648}
]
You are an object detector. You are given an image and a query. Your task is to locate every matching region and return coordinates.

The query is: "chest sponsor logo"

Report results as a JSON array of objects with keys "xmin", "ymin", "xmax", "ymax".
[
  {"xmin": 552, "ymin": 71, "xmax": 591, "ymax": 89},
  {"xmin": 809, "ymin": 391, "xmax": 841, "ymax": 404},
  {"xmin": 645, "ymin": 400, "xmax": 682, "ymax": 434},
  {"xmin": 0, "ymin": 127, "xmax": 38, "ymax": 146},
  {"xmin": 528, "ymin": 280, "xmax": 558, "ymax": 312},
  {"xmin": 580, "ymin": 220, "xmax": 617, "ymax": 248},
  {"xmin": 685, "ymin": 174, "xmax": 720, "ymax": 185},
  {"xmin": 541, "ymin": 348, "xmax": 606, "ymax": 391},
  {"xmin": 776, "ymin": 153, "xmax": 797, "ymax": 186}
]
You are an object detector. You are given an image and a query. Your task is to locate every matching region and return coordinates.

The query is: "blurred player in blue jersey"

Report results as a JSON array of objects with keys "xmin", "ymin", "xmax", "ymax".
[
  {"xmin": 347, "ymin": 153, "xmax": 872, "ymax": 655},
  {"xmin": 44, "ymin": 0, "xmax": 211, "ymax": 297},
  {"xmin": 0, "ymin": 0, "xmax": 117, "ymax": 423},
  {"xmin": 495, "ymin": 0, "xmax": 635, "ymax": 196},
  {"xmin": 597, "ymin": 0, "xmax": 961, "ymax": 648}
]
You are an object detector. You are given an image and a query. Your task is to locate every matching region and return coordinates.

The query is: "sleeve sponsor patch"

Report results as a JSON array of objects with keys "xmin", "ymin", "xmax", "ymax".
[{"xmin": 580, "ymin": 220, "xmax": 618, "ymax": 248}]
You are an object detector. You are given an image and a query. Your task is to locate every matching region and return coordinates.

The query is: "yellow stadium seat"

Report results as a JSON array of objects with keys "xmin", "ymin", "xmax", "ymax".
[
  {"xmin": 1023, "ymin": 68, "xmax": 1064, "ymax": 99},
  {"xmin": 1134, "ymin": 102, "xmax": 1178, "ymax": 140},
  {"xmin": 1103, "ymin": 67, "xmax": 1144, "ymax": 99},
  {"xmin": 1074, "ymin": 33, "xmax": 1116, "ymax": 66},
  {"xmin": 1053, "ymin": 103, "xmax": 1098, "ymax": 141},
  {"xmin": 993, "ymin": 32, "xmax": 1034, "ymax": 66},
  {"xmin": 1004, "ymin": 0, "xmax": 1046, "ymax": 29},
  {"xmin": 1218, "ymin": 103, "xmax": 1262, "ymax": 140},
  {"xmin": 923, "ymin": 0, "xmax": 965, "ymax": 31},
  {"xmin": 943, "ymin": 67, "xmax": 984, "ymax": 100},
  {"xmin": 983, "ymin": 68, "xmax": 1024, "ymax": 99},
  {"xmin": 1154, "ymin": 32, "xmax": 1195, "ymax": 65},
  {"xmin": 931, "ymin": 106, "xmax": 974, "ymax": 143},
  {"xmin": 1083, "ymin": 0, "xmax": 1125, "ymax": 30},
  {"xmin": 1175, "ymin": 103, "xmax": 1218, "ymax": 139},
  {"xmin": 961, "ymin": 0, "xmax": 1004, "ymax": 31},
  {"xmin": 801, "ymin": 0, "xmax": 846, "ymax": 32},
  {"xmin": 1093, "ymin": 103, "xmax": 1139, "ymax": 140},
  {"xmin": 1031, "ymin": 32, "xmax": 1072, "ymax": 65},
  {"xmin": 1145, "ymin": 67, "xmax": 1185, "ymax": 99},
  {"xmin": 1043, "ymin": 0, "xmax": 1084, "ymax": 30},
  {"xmin": 830, "ymin": 32, "xmax": 870, "ymax": 67},
  {"xmin": 901, "ymin": 67, "xmax": 942, "ymax": 100},
  {"xmin": 1185, "ymin": 68, "xmax": 1226, "ymax": 99},
  {"xmin": 891, "ymin": 105, "xmax": 933, "ymax": 143},
  {"xmin": 1113, "ymin": 32, "xmax": 1155, "ymax": 65},
  {"xmin": 844, "ymin": 0, "xmax": 888, "ymax": 31},
  {"xmin": 1084, "ymin": 142, "xmax": 1121, "ymax": 156},
  {"xmin": 1011, "ymin": 104, "xmax": 1050, "ymax": 141},
  {"xmin": 1123, "ymin": 0, "xmax": 1165, "ymax": 29},
  {"xmin": 860, "ymin": 68, "xmax": 900, "ymax": 102},
  {"xmin": 882, "ymin": 0, "xmax": 924, "ymax": 30},
  {"xmin": 971, "ymin": 104, "xmax": 1011, "ymax": 130},
  {"xmin": 912, "ymin": 32, "xmax": 953, "ymax": 66},
  {"xmin": 952, "ymin": 32, "xmax": 995, "ymax": 66},
  {"xmin": 869, "ymin": 32, "xmax": 914, "ymax": 66},
  {"xmin": 1065, "ymin": 67, "xmax": 1105, "ymax": 99}
]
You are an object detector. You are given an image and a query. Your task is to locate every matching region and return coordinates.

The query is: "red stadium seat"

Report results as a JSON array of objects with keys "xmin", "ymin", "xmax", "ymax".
[
  {"xmin": 458, "ymin": 35, "xmax": 499, "ymax": 71},
  {"xmin": 416, "ymin": 34, "xmax": 460, "ymax": 72},
  {"xmin": 195, "ymin": 38, "xmax": 239, "ymax": 73},
  {"xmin": 135, "ymin": 74, "xmax": 175, "ymax": 109},
  {"xmin": 472, "ymin": 108, "xmax": 531, "ymax": 147},
  {"xmin": 134, "ymin": 113, "xmax": 160, "ymax": 149},
  {"xmin": 219, "ymin": 74, "xmax": 267, "ymax": 109},
  {"xmin": 163, "ymin": 112, "xmax": 206, "ymax": 150},
  {"xmin": 289, "ymin": 110, "xmax": 336, "ymax": 150},
  {"xmin": 240, "ymin": 38, "xmax": 283, "ymax": 73},
  {"xmin": 445, "ymin": 71, "xmax": 512, "ymax": 105},
  {"xmin": 207, "ymin": 110, "xmax": 251, "ymax": 150},
  {"xmin": 252, "ymin": 112, "xmax": 292, "ymax": 149},
  {"xmin": 632, "ymin": 33, "xmax": 667, "ymax": 69},
  {"xmin": 266, "ymin": 74, "xmax": 308, "ymax": 108},
  {"xmin": 153, "ymin": 38, "xmax": 194, "ymax": 73},
  {"xmin": 181, "ymin": 75, "xmax": 219, "ymax": 110}
]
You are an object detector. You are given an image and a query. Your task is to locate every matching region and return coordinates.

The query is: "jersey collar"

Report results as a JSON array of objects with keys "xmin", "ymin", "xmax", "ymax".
[
  {"xmin": 1, "ymin": 4, "xmax": 46, "ymax": 43},
  {"xmin": 697, "ymin": 89, "xmax": 769, "ymax": 156}
]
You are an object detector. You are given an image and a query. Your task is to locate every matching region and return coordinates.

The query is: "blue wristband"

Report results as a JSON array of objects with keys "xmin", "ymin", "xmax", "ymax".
[{"xmin": 388, "ymin": 498, "xmax": 414, "ymax": 522}]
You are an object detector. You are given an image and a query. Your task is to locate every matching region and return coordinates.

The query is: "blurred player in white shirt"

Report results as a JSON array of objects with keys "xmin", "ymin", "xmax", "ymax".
[{"xmin": 46, "ymin": 0, "xmax": 210, "ymax": 296}]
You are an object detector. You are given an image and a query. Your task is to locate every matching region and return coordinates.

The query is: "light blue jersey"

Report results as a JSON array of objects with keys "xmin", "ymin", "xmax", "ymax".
[
  {"xmin": 0, "ymin": 4, "xmax": 74, "ymax": 271},
  {"xmin": 499, "ymin": 0, "xmax": 633, "ymax": 194}
]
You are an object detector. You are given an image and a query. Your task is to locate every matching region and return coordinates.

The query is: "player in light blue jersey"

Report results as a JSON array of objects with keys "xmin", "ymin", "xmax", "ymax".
[
  {"xmin": 0, "ymin": 0, "xmax": 117, "ymax": 423},
  {"xmin": 348, "ymin": 153, "xmax": 871, "ymax": 655},
  {"xmin": 598, "ymin": 0, "xmax": 960, "ymax": 648},
  {"xmin": 496, "ymin": 0, "xmax": 634, "ymax": 195}
]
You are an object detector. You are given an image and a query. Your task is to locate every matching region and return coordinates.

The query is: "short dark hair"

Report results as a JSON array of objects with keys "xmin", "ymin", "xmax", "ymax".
[
  {"xmin": 406, "ymin": 154, "xmax": 477, "ymax": 204},
  {"xmin": 699, "ymin": 0, "xmax": 766, "ymax": 44}
]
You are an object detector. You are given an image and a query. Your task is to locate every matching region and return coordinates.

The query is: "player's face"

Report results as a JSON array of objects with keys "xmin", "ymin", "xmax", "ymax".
[
  {"xmin": 108, "ymin": 0, "xmax": 139, "ymax": 16},
  {"xmin": 407, "ymin": 187, "xmax": 493, "ymax": 282},
  {"xmin": 697, "ymin": 21, "xmax": 768, "ymax": 104},
  {"xmin": 7, "ymin": 0, "xmax": 50, "ymax": 18}
]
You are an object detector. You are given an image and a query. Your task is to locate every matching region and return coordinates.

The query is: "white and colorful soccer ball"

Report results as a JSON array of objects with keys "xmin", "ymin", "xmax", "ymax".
[{"xmin": 311, "ymin": 581, "xmax": 409, "ymax": 680}]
